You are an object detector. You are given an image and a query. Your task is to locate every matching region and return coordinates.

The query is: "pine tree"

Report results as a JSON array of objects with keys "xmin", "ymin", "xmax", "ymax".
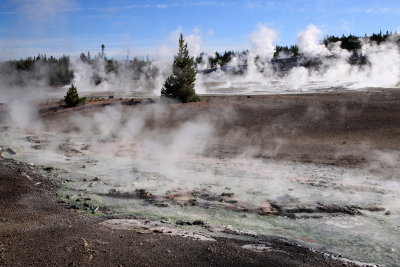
[
  {"xmin": 161, "ymin": 33, "xmax": 199, "ymax": 103},
  {"xmin": 64, "ymin": 84, "xmax": 85, "ymax": 107}
]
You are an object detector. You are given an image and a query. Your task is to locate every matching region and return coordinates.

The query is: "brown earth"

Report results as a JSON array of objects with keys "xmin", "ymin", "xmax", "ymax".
[
  {"xmin": 3, "ymin": 89, "xmax": 399, "ymax": 266},
  {"xmin": 39, "ymin": 89, "xmax": 400, "ymax": 167},
  {"xmin": 0, "ymin": 156, "xmax": 346, "ymax": 267}
]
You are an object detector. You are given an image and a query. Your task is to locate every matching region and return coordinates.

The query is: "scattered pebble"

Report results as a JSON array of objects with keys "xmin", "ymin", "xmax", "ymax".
[{"xmin": 5, "ymin": 148, "xmax": 16, "ymax": 155}]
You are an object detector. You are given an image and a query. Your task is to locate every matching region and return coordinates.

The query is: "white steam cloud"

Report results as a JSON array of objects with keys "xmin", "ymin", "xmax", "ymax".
[
  {"xmin": 197, "ymin": 24, "xmax": 400, "ymax": 94},
  {"xmin": 297, "ymin": 24, "xmax": 331, "ymax": 57},
  {"xmin": 250, "ymin": 24, "xmax": 278, "ymax": 59}
]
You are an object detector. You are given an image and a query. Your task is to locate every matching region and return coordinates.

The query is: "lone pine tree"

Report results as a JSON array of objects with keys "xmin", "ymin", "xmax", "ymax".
[
  {"xmin": 64, "ymin": 84, "xmax": 85, "ymax": 107},
  {"xmin": 161, "ymin": 33, "xmax": 200, "ymax": 103}
]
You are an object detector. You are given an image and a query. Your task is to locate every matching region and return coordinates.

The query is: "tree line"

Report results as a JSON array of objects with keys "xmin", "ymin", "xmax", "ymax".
[
  {"xmin": 0, "ymin": 52, "xmax": 159, "ymax": 87},
  {"xmin": 2, "ymin": 30, "xmax": 399, "ymax": 87},
  {"xmin": 2, "ymin": 54, "xmax": 73, "ymax": 86},
  {"xmin": 195, "ymin": 30, "xmax": 400, "ymax": 68},
  {"xmin": 323, "ymin": 30, "xmax": 399, "ymax": 50}
]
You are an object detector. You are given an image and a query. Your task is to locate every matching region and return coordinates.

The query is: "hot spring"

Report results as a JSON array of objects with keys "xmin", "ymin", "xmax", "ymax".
[{"xmin": 1, "ymin": 92, "xmax": 399, "ymax": 266}]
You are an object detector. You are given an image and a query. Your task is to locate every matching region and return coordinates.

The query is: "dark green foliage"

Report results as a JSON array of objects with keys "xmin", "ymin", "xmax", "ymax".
[
  {"xmin": 91, "ymin": 73, "xmax": 103, "ymax": 86},
  {"xmin": 101, "ymin": 44, "xmax": 105, "ymax": 58},
  {"xmin": 208, "ymin": 51, "xmax": 235, "ymax": 68},
  {"xmin": 370, "ymin": 30, "xmax": 391, "ymax": 45},
  {"xmin": 273, "ymin": 45, "xmax": 299, "ymax": 58},
  {"xmin": 323, "ymin": 35, "xmax": 341, "ymax": 46},
  {"xmin": 48, "ymin": 55, "xmax": 74, "ymax": 86},
  {"xmin": 195, "ymin": 50, "xmax": 249, "ymax": 68},
  {"xmin": 323, "ymin": 34, "xmax": 360, "ymax": 50},
  {"xmin": 2, "ymin": 30, "xmax": 398, "ymax": 89},
  {"xmin": 89, "ymin": 57, "xmax": 158, "ymax": 86},
  {"xmin": 161, "ymin": 33, "xmax": 199, "ymax": 103},
  {"xmin": 105, "ymin": 59, "xmax": 118, "ymax": 74},
  {"xmin": 0, "ymin": 50, "xmax": 159, "ymax": 88},
  {"xmin": 323, "ymin": 34, "xmax": 362, "ymax": 51},
  {"xmin": 2, "ymin": 54, "xmax": 74, "ymax": 86},
  {"xmin": 125, "ymin": 57, "xmax": 158, "ymax": 80},
  {"xmin": 339, "ymin": 34, "xmax": 362, "ymax": 50},
  {"xmin": 323, "ymin": 31, "xmax": 397, "ymax": 51},
  {"xmin": 64, "ymin": 84, "xmax": 85, "ymax": 107}
]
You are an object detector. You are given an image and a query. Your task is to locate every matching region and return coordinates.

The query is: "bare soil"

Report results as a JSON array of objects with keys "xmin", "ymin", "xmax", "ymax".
[
  {"xmin": 40, "ymin": 89, "xmax": 400, "ymax": 167},
  {"xmin": 3, "ymin": 89, "xmax": 399, "ymax": 266},
  {"xmin": 0, "ymin": 157, "xmax": 345, "ymax": 266}
]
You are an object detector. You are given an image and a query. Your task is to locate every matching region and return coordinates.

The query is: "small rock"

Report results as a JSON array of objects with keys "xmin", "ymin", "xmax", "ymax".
[
  {"xmin": 258, "ymin": 206, "xmax": 277, "ymax": 216},
  {"xmin": 176, "ymin": 220, "xmax": 192, "ymax": 226},
  {"xmin": 153, "ymin": 202, "xmax": 169, "ymax": 207},
  {"xmin": 188, "ymin": 198, "xmax": 197, "ymax": 206},
  {"xmin": 365, "ymin": 206, "xmax": 385, "ymax": 212},
  {"xmin": 284, "ymin": 213, "xmax": 297, "ymax": 219},
  {"xmin": 43, "ymin": 166, "xmax": 54, "ymax": 171},
  {"xmin": 108, "ymin": 189, "xmax": 120, "ymax": 196},
  {"xmin": 5, "ymin": 148, "xmax": 16, "ymax": 155},
  {"xmin": 136, "ymin": 189, "xmax": 153, "ymax": 199},
  {"xmin": 317, "ymin": 203, "xmax": 362, "ymax": 215},
  {"xmin": 385, "ymin": 211, "xmax": 391, "ymax": 215},
  {"xmin": 26, "ymin": 136, "xmax": 42, "ymax": 143},
  {"xmin": 92, "ymin": 177, "xmax": 100, "ymax": 181},
  {"xmin": 223, "ymin": 199, "xmax": 238, "ymax": 204}
]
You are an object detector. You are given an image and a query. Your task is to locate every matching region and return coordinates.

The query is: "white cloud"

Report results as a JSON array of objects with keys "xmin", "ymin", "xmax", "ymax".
[
  {"xmin": 339, "ymin": 19, "xmax": 353, "ymax": 33},
  {"xmin": 18, "ymin": 0, "xmax": 76, "ymax": 19},
  {"xmin": 347, "ymin": 7, "xmax": 400, "ymax": 15},
  {"xmin": 206, "ymin": 29, "xmax": 214, "ymax": 38},
  {"xmin": 244, "ymin": 1, "xmax": 276, "ymax": 9},
  {"xmin": 155, "ymin": 4, "xmax": 169, "ymax": 9}
]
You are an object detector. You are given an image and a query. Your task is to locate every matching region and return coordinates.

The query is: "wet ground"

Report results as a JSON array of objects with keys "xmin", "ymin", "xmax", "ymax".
[
  {"xmin": 1, "ymin": 89, "xmax": 400, "ymax": 266},
  {"xmin": 0, "ymin": 156, "xmax": 351, "ymax": 267}
]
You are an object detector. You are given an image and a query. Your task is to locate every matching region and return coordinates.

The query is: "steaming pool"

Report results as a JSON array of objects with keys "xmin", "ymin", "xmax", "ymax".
[{"xmin": 1, "ymin": 126, "xmax": 399, "ymax": 266}]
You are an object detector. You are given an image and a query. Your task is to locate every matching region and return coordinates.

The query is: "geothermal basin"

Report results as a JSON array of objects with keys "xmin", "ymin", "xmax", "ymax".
[{"xmin": 1, "ymin": 90, "xmax": 400, "ymax": 266}]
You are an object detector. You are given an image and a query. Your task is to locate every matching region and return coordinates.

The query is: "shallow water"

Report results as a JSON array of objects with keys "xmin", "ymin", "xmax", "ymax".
[
  {"xmin": 1, "ymin": 129, "xmax": 399, "ymax": 266},
  {"xmin": 69, "ymin": 77, "xmax": 369, "ymax": 99}
]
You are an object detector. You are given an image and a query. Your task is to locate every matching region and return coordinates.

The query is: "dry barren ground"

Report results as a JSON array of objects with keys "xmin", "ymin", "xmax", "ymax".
[{"xmin": 2, "ymin": 89, "xmax": 400, "ymax": 266}]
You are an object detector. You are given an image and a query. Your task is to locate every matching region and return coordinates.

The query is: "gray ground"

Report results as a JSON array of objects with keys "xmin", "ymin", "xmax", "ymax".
[
  {"xmin": 0, "ymin": 156, "xmax": 345, "ymax": 266},
  {"xmin": 3, "ymin": 88, "xmax": 399, "ymax": 266}
]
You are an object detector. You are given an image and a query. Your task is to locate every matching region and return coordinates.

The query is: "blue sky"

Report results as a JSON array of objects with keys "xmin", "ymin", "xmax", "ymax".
[{"xmin": 0, "ymin": 0, "xmax": 399, "ymax": 59}]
